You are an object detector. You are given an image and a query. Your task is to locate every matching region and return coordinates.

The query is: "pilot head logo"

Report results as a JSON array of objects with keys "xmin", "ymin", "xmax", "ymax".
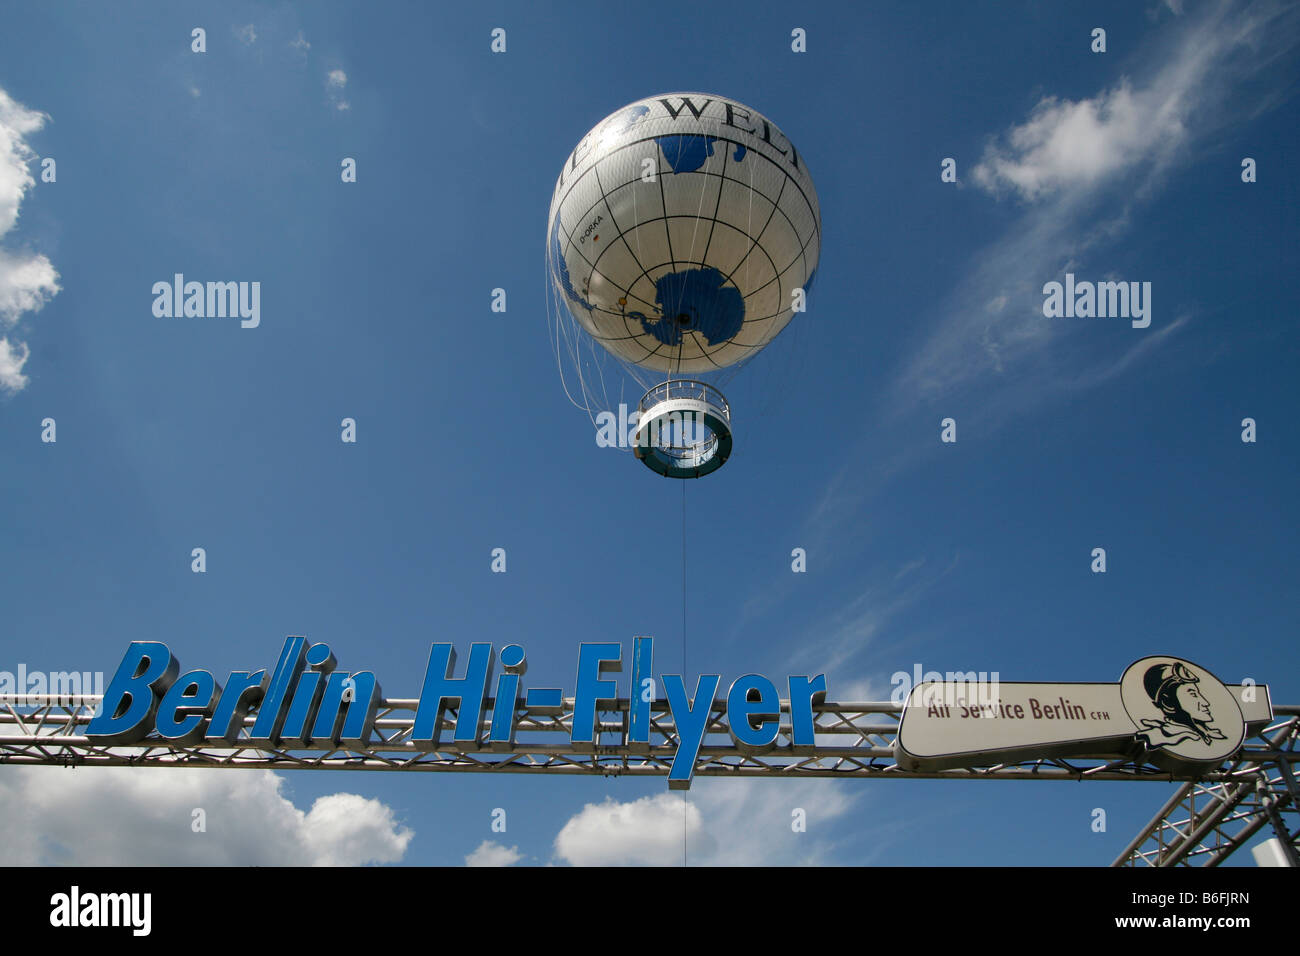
[
  {"xmin": 1141, "ymin": 661, "xmax": 1224, "ymax": 746},
  {"xmin": 1120, "ymin": 656, "xmax": 1245, "ymax": 769}
]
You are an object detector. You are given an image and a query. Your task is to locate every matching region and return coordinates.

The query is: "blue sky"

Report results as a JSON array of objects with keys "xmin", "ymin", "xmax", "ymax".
[{"xmin": 0, "ymin": 0, "xmax": 1296, "ymax": 866}]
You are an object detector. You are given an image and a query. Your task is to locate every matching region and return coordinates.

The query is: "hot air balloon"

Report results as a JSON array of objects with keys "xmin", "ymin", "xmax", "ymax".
[{"xmin": 546, "ymin": 93, "xmax": 820, "ymax": 477}]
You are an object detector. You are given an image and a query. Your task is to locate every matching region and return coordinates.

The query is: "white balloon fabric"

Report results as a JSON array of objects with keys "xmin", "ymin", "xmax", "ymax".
[{"xmin": 547, "ymin": 93, "xmax": 820, "ymax": 376}]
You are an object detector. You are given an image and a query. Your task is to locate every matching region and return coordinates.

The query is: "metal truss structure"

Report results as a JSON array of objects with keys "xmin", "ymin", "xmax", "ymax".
[
  {"xmin": 3, "ymin": 695, "xmax": 1296, "ymax": 865},
  {"xmin": 1113, "ymin": 711, "xmax": 1300, "ymax": 867}
]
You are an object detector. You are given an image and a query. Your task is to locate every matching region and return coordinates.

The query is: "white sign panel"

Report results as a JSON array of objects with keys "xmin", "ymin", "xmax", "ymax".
[{"xmin": 895, "ymin": 657, "xmax": 1265, "ymax": 773}]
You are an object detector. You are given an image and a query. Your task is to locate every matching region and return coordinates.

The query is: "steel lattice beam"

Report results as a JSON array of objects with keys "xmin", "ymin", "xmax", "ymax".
[
  {"xmin": 2, "ymin": 696, "xmax": 1293, "ymax": 788},
  {"xmin": 1112, "ymin": 713, "xmax": 1300, "ymax": 866}
]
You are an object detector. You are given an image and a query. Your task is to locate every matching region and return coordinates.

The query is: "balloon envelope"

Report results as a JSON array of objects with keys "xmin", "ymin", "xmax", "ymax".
[{"xmin": 548, "ymin": 93, "xmax": 820, "ymax": 376}]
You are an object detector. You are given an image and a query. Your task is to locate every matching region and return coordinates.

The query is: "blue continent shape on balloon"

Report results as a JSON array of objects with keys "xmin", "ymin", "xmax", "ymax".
[
  {"xmin": 654, "ymin": 136, "xmax": 747, "ymax": 173},
  {"xmin": 629, "ymin": 268, "xmax": 745, "ymax": 347},
  {"xmin": 655, "ymin": 135, "xmax": 718, "ymax": 174},
  {"xmin": 550, "ymin": 216, "xmax": 593, "ymax": 311}
]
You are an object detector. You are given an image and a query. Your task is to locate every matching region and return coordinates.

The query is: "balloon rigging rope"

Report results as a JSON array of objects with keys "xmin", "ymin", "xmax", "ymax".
[
  {"xmin": 548, "ymin": 217, "xmax": 638, "ymax": 425},
  {"xmin": 547, "ymin": 261, "xmax": 594, "ymax": 420},
  {"xmin": 681, "ymin": 476, "xmax": 687, "ymax": 864}
]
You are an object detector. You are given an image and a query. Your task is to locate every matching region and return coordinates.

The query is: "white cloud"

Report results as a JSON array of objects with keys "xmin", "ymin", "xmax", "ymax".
[
  {"xmin": 0, "ymin": 88, "xmax": 46, "ymax": 236},
  {"xmin": 466, "ymin": 840, "xmax": 523, "ymax": 866},
  {"xmin": 552, "ymin": 780, "xmax": 869, "ymax": 866},
  {"xmin": 554, "ymin": 793, "xmax": 699, "ymax": 866},
  {"xmin": 0, "ymin": 247, "xmax": 58, "ymax": 325},
  {"xmin": 972, "ymin": 81, "xmax": 1180, "ymax": 202},
  {"xmin": 0, "ymin": 767, "xmax": 413, "ymax": 866},
  {"xmin": 0, "ymin": 87, "xmax": 58, "ymax": 394},
  {"xmin": 0, "ymin": 335, "xmax": 29, "ymax": 391},
  {"xmin": 234, "ymin": 24, "xmax": 257, "ymax": 46},
  {"xmin": 327, "ymin": 69, "xmax": 347, "ymax": 89},
  {"xmin": 290, "ymin": 31, "xmax": 311, "ymax": 54}
]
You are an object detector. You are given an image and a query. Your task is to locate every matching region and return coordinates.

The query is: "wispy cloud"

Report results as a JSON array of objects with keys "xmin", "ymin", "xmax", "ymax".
[
  {"xmin": 794, "ymin": 554, "xmax": 959, "ymax": 695},
  {"xmin": 327, "ymin": 69, "xmax": 350, "ymax": 111},
  {"xmin": 234, "ymin": 24, "xmax": 257, "ymax": 46},
  {"xmin": 1063, "ymin": 312, "xmax": 1192, "ymax": 389},
  {"xmin": 891, "ymin": 0, "xmax": 1298, "ymax": 416}
]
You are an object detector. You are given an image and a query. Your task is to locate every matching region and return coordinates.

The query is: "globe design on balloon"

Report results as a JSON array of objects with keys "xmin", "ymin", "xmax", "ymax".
[{"xmin": 547, "ymin": 93, "xmax": 820, "ymax": 375}]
